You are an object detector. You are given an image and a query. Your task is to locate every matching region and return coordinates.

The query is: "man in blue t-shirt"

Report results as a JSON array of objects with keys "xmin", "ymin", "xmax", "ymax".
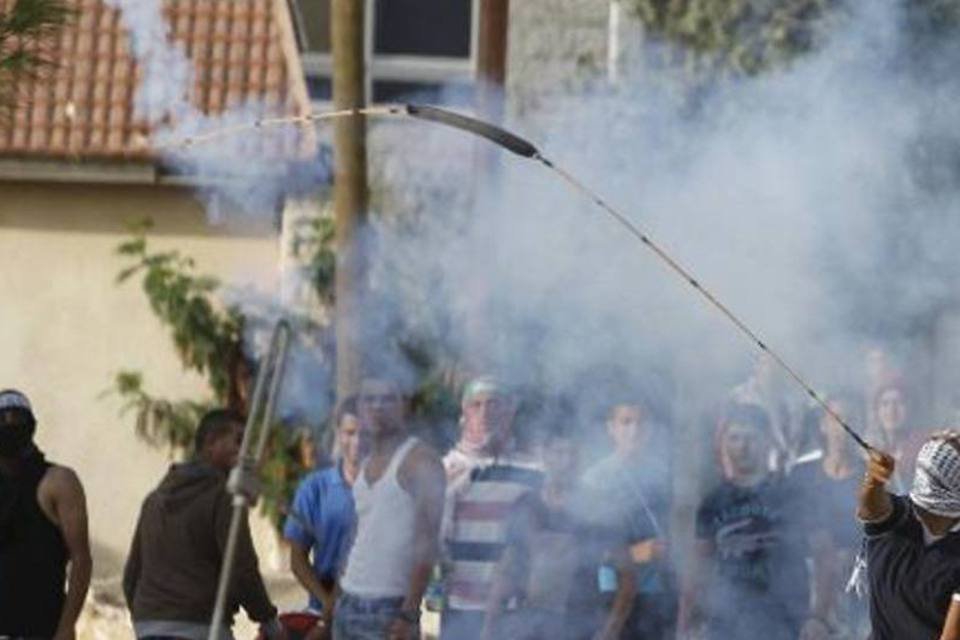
[
  {"xmin": 583, "ymin": 400, "xmax": 674, "ymax": 639},
  {"xmin": 284, "ymin": 397, "xmax": 368, "ymax": 636}
]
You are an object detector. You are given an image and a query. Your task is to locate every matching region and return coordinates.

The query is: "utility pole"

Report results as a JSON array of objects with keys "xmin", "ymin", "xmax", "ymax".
[
  {"xmin": 476, "ymin": 0, "xmax": 510, "ymax": 125},
  {"xmin": 331, "ymin": 0, "xmax": 368, "ymax": 402}
]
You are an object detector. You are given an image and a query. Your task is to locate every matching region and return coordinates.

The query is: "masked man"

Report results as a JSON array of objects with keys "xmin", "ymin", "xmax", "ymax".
[
  {"xmin": 0, "ymin": 389, "xmax": 92, "ymax": 640},
  {"xmin": 859, "ymin": 432, "xmax": 960, "ymax": 639}
]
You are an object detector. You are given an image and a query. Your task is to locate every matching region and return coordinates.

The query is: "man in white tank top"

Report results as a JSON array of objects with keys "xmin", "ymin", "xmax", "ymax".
[{"xmin": 335, "ymin": 378, "xmax": 446, "ymax": 640}]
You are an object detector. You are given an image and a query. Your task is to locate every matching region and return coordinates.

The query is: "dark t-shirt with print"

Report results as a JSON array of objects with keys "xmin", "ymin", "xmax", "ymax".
[
  {"xmin": 865, "ymin": 494, "xmax": 960, "ymax": 640},
  {"xmin": 695, "ymin": 474, "xmax": 810, "ymax": 639}
]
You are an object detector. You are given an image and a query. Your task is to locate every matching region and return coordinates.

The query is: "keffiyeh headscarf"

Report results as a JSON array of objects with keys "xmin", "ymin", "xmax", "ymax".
[{"xmin": 910, "ymin": 437, "xmax": 960, "ymax": 518}]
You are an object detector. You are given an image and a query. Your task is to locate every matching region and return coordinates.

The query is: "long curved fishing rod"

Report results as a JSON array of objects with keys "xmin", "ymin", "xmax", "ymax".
[{"xmin": 162, "ymin": 104, "xmax": 873, "ymax": 453}]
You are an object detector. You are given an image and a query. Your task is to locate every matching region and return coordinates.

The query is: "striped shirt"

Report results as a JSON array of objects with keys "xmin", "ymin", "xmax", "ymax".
[{"xmin": 442, "ymin": 450, "xmax": 542, "ymax": 611}]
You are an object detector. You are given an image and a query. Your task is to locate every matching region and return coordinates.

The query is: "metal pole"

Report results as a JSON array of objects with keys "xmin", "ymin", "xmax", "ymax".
[{"xmin": 208, "ymin": 321, "xmax": 292, "ymax": 640}]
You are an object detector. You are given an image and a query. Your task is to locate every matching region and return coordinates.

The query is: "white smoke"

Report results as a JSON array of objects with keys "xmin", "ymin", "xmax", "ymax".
[
  {"xmin": 106, "ymin": 0, "xmax": 960, "ymax": 442},
  {"xmin": 106, "ymin": 0, "xmax": 329, "ymax": 422},
  {"xmin": 365, "ymin": 2, "xmax": 960, "ymax": 431}
]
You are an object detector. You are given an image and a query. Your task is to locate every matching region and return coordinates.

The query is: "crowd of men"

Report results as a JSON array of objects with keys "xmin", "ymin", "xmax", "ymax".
[{"xmin": 5, "ymin": 345, "xmax": 960, "ymax": 639}]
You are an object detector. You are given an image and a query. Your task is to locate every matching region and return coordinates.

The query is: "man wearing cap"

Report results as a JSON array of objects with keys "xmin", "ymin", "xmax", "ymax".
[
  {"xmin": 439, "ymin": 377, "xmax": 542, "ymax": 640},
  {"xmin": 0, "ymin": 389, "xmax": 92, "ymax": 640},
  {"xmin": 858, "ymin": 431, "xmax": 960, "ymax": 639}
]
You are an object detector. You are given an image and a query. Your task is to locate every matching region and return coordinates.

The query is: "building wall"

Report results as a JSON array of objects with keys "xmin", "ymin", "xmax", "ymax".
[
  {"xmin": 507, "ymin": 0, "xmax": 610, "ymax": 116},
  {"xmin": 0, "ymin": 181, "xmax": 282, "ymax": 575}
]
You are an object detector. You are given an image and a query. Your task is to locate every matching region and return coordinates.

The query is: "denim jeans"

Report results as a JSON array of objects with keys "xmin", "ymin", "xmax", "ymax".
[
  {"xmin": 333, "ymin": 593, "xmax": 416, "ymax": 640},
  {"xmin": 439, "ymin": 609, "xmax": 485, "ymax": 640}
]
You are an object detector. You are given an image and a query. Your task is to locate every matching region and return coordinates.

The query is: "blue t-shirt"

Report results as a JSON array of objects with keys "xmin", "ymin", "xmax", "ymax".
[
  {"xmin": 582, "ymin": 454, "xmax": 671, "ymax": 595},
  {"xmin": 283, "ymin": 464, "xmax": 356, "ymax": 611}
]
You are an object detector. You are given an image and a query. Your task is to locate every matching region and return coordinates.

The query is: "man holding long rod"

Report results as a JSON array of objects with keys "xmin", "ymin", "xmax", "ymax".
[{"xmin": 858, "ymin": 432, "xmax": 960, "ymax": 639}]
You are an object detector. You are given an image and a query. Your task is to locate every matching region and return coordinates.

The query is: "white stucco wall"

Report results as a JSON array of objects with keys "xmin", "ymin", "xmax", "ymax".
[{"xmin": 0, "ymin": 181, "xmax": 282, "ymax": 576}]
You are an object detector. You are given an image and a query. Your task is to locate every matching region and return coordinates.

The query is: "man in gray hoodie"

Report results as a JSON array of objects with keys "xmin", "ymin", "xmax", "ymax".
[{"xmin": 123, "ymin": 409, "xmax": 286, "ymax": 640}]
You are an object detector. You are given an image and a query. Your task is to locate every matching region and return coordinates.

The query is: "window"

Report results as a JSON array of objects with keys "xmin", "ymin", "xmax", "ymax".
[
  {"xmin": 289, "ymin": 0, "xmax": 478, "ymax": 104},
  {"xmin": 374, "ymin": 0, "xmax": 472, "ymax": 57}
]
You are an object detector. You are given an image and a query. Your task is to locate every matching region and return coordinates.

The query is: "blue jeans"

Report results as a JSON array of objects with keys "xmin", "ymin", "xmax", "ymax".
[
  {"xmin": 333, "ymin": 593, "xmax": 415, "ymax": 640},
  {"xmin": 439, "ymin": 609, "xmax": 484, "ymax": 640}
]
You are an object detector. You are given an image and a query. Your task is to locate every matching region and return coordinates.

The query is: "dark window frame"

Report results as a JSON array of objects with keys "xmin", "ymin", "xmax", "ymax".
[{"xmin": 290, "ymin": 0, "xmax": 480, "ymax": 105}]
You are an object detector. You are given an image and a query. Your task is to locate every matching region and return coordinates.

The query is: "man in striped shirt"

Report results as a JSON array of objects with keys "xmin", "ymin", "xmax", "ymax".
[{"xmin": 440, "ymin": 377, "xmax": 542, "ymax": 640}]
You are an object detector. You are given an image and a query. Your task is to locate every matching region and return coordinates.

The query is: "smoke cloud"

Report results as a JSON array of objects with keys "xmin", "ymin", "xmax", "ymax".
[
  {"xmin": 101, "ymin": 1, "xmax": 960, "ymax": 636},
  {"xmin": 102, "ymin": 0, "xmax": 960, "ymax": 439}
]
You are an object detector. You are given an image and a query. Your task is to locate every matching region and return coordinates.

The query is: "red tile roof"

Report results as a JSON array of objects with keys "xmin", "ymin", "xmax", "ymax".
[{"xmin": 0, "ymin": 0, "xmax": 312, "ymax": 161}]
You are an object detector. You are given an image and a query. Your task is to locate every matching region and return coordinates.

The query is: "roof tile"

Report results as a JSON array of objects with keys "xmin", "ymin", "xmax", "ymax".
[{"xmin": 0, "ymin": 0, "xmax": 311, "ymax": 162}]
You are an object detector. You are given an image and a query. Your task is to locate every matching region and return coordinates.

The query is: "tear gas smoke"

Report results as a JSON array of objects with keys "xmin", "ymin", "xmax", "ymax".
[{"xmin": 106, "ymin": 1, "xmax": 960, "ymax": 637}]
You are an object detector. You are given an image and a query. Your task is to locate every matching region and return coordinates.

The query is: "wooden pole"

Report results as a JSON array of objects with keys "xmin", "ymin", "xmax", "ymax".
[
  {"xmin": 332, "ymin": 0, "xmax": 369, "ymax": 401},
  {"xmin": 476, "ymin": 0, "xmax": 510, "ymax": 123}
]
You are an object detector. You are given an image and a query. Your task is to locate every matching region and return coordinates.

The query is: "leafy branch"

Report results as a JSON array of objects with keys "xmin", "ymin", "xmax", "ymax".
[
  {"xmin": 110, "ymin": 220, "xmax": 314, "ymax": 528},
  {"xmin": 107, "ymin": 370, "xmax": 209, "ymax": 454},
  {"xmin": 115, "ymin": 219, "xmax": 248, "ymax": 409},
  {"xmin": 291, "ymin": 215, "xmax": 336, "ymax": 306},
  {"xmin": 628, "ymin": 0, "xmax": 838, "ymax": 77}
]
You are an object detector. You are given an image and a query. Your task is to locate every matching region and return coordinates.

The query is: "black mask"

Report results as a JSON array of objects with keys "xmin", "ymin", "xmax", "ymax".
[{"xmin": 0, "ymin": 409, "xmax": 35, "ymax": 458}]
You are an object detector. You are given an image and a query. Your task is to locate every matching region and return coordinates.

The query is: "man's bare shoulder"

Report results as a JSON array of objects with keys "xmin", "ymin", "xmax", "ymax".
[
  {"xmin": 39, "ymin": 464, "xmax": 85, "ymax": 499},
  {"xmin": 400, "ymin": 441, "xmax": 445, "ymax": 490}
]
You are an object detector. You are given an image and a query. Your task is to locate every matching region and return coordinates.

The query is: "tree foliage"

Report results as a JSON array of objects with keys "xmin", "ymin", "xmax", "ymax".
[
  {"xmin": 110, "ymin": 220, "xmax": 315, "ymax": 528},
  {"xmin": 0, "ymin": 0, "xmax": 72, "ymax": 114},
  {"xmin": 108, "ymin": 370, "xmax": 208, "ymax": 453},
  {"xmin": 293, "ymin": 215, "xmax": 337, "ymax": 306},
  {"xmin": 115, "ymin": 219, "xmax": 248, "ymax": 409},
  {"xmin": 626, "ymin": 0, "xmax": 960, "ymax": 79},
  {"xmin": 627, "ymin": 0, "xmax": 838, "ymax": 76}
]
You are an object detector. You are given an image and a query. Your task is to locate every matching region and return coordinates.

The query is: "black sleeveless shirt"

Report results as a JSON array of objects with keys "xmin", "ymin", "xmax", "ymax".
[{"xmin": 0, "ymin": 451, "xmax": 68, "ymax": 638}]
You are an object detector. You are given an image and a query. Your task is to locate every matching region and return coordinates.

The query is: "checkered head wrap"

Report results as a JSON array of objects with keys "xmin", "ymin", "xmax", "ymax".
[{"xmin": 910, "ymin": 437, "xmax": 960, "ymax": 518}]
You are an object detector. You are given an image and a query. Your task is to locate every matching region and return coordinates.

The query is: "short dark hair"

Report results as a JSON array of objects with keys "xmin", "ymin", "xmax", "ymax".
[
  {"xmin": 194, "ymin": 409, "xmax": 244, "ymax": 454},
  {"xmin": 334, "ymin": 396, "xmax": 358, "ymax": 429}
]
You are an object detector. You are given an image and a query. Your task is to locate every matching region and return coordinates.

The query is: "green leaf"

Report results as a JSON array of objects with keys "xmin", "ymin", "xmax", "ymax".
[
  {"xmin": 116, "ymin": 238, "xmax": 147, "ymax": 257},
  {"xmin": 115, "ymin": 265, "xmax": 142, "ymax": 284}
]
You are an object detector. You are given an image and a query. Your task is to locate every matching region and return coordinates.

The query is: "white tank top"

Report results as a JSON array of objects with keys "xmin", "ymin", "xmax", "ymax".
[{"xmin": 341, "ymin": 437, "xmax": 419, "ymax": 598}]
